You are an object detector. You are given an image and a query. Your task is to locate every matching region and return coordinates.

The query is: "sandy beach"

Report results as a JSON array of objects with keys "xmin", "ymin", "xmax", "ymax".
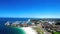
[{"xmin": 20, "ymin": 27, "xmax": 37, "ymax": 34}]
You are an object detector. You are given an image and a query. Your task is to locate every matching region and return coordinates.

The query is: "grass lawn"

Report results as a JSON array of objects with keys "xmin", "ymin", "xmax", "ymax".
[{"xmin": 54, "ymin": 32, "xmax": 60, "ymax": 34}]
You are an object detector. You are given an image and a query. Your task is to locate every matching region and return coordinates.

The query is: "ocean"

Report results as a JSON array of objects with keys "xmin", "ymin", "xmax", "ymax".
[
  {"xmin": 0, "ymin": 25, "xmax": 26, "ymax": 34},
  {"xmin": 0, "ymin": 18, "xmax": 29, "ymax": 34}
]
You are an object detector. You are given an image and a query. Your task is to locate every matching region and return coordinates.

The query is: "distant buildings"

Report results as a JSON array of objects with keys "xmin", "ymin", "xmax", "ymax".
[
  {"xmin": 5, "ymin": 21, "xmax": 10, "ymax": 26},
  {"xmin": 11, "ymin": 21, "xmax": 20, "ymax": 27}
]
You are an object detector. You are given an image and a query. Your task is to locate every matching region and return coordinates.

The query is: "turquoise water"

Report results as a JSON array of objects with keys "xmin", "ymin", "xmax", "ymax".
[{"xmin": 0, "ymin": 25, "xmax": 26, "ymax": 34}]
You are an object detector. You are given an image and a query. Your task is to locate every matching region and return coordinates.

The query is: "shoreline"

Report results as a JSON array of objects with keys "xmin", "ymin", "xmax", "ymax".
[{"xmin": 18, "ymin": 27, "xmax": 37, "ymax": 34}]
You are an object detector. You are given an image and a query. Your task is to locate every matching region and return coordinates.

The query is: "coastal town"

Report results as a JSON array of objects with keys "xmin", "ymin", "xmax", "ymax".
[{"xmin": 5, "ymin": 18, "xmax": 60, "ymax": 34}]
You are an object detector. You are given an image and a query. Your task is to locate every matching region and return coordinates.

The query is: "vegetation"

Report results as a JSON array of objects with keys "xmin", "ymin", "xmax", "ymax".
[
  {"xmin": 33, "ymin": 27, "xmax": 44, "ymax": 34},
  {"xmin": 54, "ymin": 32, "xmax": 60, "ymax": 34}
]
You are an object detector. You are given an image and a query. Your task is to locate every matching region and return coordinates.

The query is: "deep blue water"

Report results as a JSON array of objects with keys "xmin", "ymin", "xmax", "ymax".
[{"xmin": 0, "ymin": 25, "xmax": 25, "ymax": 34}]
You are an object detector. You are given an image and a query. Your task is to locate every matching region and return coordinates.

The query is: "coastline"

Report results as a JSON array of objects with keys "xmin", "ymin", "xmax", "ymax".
[{"xmin": 18, "ymin": 27, "xmax": 37, "ymax": 34}]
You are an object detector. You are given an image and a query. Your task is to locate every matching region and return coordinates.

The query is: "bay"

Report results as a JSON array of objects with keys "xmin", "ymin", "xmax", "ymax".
[{"xmin": 0, "ymin": 25, "xmax": 26, "ymax": 34}]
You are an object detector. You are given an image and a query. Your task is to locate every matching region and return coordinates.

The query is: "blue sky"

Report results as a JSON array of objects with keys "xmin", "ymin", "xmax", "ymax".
[{"xmin": 0, "ymin": 0, "xmax": 60, "ymax": 18}]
